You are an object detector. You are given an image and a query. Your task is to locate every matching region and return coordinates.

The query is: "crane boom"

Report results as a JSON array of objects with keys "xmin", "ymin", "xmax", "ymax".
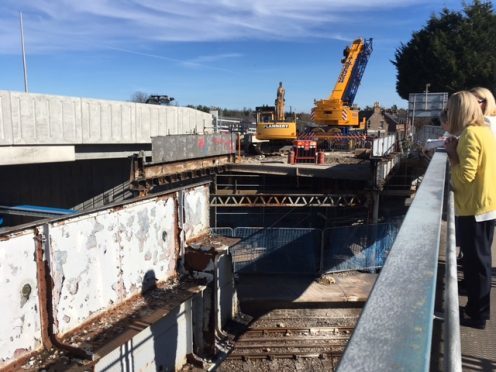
[
  {"xmin": 312, "ymin": 38, "xmax": 373, "ymax": 128},
  {"xmin": 342, "ymin": 38, "xmax": 373, "ymax": 105}
]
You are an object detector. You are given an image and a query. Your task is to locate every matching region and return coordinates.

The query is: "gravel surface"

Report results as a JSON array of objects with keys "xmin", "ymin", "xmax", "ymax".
[{"xmin": 218, "ymin": 306, "xmax": 360, "ymax": 372}]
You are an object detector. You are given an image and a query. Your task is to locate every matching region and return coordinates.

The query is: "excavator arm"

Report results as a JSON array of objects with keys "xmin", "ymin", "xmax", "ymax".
[{"xmin": 255, "ymin": 82, "xmax": 297, "ymax": 141}]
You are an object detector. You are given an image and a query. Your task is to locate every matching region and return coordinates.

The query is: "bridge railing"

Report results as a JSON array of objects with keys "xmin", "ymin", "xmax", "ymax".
[{"xmin": 338, "ymin": 151, "xmax": 461, "ymax": 371}]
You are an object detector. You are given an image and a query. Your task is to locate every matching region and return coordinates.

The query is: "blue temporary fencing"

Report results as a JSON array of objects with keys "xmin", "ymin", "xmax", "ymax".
[
  {"xmin": 321, "ymin": 222, "xmax": 401, "ymax": 273},
  {"xmin": 211, "ymin": 221, "xmax": 401, "ymax": 275}
]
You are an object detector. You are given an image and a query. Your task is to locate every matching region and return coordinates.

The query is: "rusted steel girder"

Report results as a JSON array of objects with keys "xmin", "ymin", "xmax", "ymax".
[
  {"xmin": 209, "ymin": 194, "xmax": 365, "ymax": 208},
  {"xmin": 130, "ymin": 154, "xmax": 234, "ymax": 195}
]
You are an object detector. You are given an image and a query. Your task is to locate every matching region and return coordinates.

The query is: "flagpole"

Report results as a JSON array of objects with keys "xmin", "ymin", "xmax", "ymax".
[{"xmin": 20, "ymin": 12, "xmax": 29, "ymax": 93}]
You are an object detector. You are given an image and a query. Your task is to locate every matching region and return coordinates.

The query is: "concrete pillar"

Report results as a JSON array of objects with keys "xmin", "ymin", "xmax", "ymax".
[{"xmin": 372, "ymin": 191, "xmax": 380, "ymax": 224}]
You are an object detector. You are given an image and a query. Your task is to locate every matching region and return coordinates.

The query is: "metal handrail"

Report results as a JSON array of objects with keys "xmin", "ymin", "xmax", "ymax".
[
  {"xmin": 444, "ymin": 190, "xmax": 462, "ymax": 371},
  {"xmin": 338, "ymin": 152, "xmax": 447, "ymax": 371}
]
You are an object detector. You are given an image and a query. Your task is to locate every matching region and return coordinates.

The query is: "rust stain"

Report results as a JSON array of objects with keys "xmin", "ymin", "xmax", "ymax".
[
  {"xmin": 185, "ymin": 232, "xmax": 211, "ymax": 247},
  {"xmin": 111, "ymin": 204, "xmax": 125, "ymax": 212},
  {"xmin": 34, "ymin": 227, "xmax": 91, "ymax": 361},
  {"xmin": 0, "ymin": 227, "xmax": 37, "ymax": 241},
  {"xmin": 173, "ymin": 196, "xmax": 181, "ymax": 271},
  {"xmin": 157, "ymin": 194, "xmax": 171, "ymax": 201},
  {"xmin": 34, "ymin": 228, "xmax": 53, "ymax": 351},
  {"xmin": 1, "ymin": 350, "xmax": 38, "ymax": 372},
  {"xmin": 184, "ymin": 249, "xmax": 214, "ymax": 271}
]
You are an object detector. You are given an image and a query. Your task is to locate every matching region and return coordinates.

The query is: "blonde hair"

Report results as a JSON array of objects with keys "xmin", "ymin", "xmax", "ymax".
[
  {"xmin": 469, "ymin": 86, "xmax": 496, "ymax": 116},
  {"xmin": 446, "ymin": 91, "xmax": 485, "ymax": 135},
  {"xmin": 439, "ymin": 108, "xmax": 448, "ymax": 125}
]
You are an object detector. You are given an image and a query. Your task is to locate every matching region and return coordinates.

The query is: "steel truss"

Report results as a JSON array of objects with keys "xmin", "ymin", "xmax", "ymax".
[{"xmin": 210, "ymin": 193, "xmax": 365, "ymax": 207}]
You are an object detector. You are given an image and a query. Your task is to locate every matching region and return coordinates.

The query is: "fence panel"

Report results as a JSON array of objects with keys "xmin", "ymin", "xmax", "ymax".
[
  {"xmin": 210, "ymin": 227, "xmax": 234, "ymax": 237},
  {"xmin": 230, "ymin": 227, "xmax": 321, "ymax": 274},
  {"xmin": 322, "ymin": 222, "xmax": 400, "ymax": 273},
  {"xmin": 211, "ymin": 223, "xmax": 400, "ymax": 275}
]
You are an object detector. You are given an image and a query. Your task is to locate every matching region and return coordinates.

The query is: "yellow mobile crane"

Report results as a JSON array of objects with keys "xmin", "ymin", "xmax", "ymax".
[
  {"xmin": 254, "ymin": 38, "xmax": 372, "ymax": 148},
  {"xmin": 312, "ymin": 38, "xmax": 373, "ymax": 132},
  {"xmin": 255, "ymin": 82, "xmax": 297, "ymax": 141}
]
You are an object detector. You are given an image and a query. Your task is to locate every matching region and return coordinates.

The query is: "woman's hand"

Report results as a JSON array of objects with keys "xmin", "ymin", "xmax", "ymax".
[{"xmin": 444, "ymin": 136, "xmax": 459, "ymax": 166}]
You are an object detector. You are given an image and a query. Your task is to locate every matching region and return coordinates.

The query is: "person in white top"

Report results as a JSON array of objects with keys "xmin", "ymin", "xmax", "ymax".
[{"xmin": 469, "ymin": 87, "xmax": 496, "ymax": 136}]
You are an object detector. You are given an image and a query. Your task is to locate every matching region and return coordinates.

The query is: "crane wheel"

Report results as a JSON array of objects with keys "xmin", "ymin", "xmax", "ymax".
[
  {"xmin": 311, "ymin": 127, "xmax": 325, "ymax": 133},
  {"xmin": 328, "ymin": 128, "xmax": 342, "ymax": 134}
]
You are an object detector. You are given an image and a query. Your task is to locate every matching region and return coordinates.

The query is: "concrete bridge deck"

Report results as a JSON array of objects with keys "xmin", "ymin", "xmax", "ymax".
[{"xmin": 0, "ymin": 90, "xmax": 214, "ymax": 165}]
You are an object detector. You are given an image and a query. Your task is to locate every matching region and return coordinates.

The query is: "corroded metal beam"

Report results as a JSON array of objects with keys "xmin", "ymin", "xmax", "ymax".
[
  {"xmin": 132, "ymin": 154, "xmax": 234, "ymax": 180},
  {"xmin": 130, "ymin": 154, "xmax": 234, "ymax": 194}
]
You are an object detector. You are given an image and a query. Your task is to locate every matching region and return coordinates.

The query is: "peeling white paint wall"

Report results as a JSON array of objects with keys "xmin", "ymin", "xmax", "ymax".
[
  {"xmin": 183, "ymin": 186, "xmax": 209, "ymax": 241},
  {"xmin": 0, "ymin": 183, "xmax": 211, "ymax": 365},
  {"xmin": 119, "ymin": 198, "xmax": 177, "ymax": 297},
  {"xmin": 49, "ymin": 196, "xmax": 178, "ymax": 335},
  {"xmin": 0, "ymin": 231, "xmax": 41, "ymax": 365}
]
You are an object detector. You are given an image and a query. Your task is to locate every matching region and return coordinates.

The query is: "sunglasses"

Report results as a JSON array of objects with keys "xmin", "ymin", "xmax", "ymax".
[{"xmin": 478, "ymin": 99, "xmax": 487, "ymax": 104}]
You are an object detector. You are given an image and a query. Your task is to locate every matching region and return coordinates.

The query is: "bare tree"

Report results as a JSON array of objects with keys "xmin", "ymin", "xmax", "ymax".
[{"xmin": 130, "ymin": 91, "xmax": 149, "ymax": 103}]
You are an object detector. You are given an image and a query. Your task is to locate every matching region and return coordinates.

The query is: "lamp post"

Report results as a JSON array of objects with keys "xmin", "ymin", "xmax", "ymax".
[{"xmin": 424, "ymin": 83, "xmax": 430, "ymax": 111}]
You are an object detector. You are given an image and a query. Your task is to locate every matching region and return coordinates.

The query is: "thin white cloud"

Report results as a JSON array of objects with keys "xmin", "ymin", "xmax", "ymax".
[
  {"xmin": 0, "ymin": 0, "xmax": 442, "ymax": 54},
  {"xmin": 105, "ymin": 46, "xmax": 238, "ymax": 72},
  {"xmin": 187, "ymin": 53, "xmax": 243, "ymax": 64}
]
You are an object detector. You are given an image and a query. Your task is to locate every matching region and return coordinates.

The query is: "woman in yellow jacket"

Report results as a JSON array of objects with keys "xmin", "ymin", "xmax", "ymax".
[{"xmin": 444, "ymin": 91, "xmax": 496, "ymax": 329}]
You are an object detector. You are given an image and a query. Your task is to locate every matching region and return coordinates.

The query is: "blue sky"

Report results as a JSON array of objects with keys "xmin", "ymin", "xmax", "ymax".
[{"xmin": 0, "ymin": 0, "xmax": 464, "ymax": 112}]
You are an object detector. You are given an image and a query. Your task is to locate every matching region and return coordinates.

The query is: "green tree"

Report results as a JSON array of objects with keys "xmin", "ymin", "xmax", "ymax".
[{"xmin": 393, "ymin": 1, "xmax": 496, "ymax": 99}]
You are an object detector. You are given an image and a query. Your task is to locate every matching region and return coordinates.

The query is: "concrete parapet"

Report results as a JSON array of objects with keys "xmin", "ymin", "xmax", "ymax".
[{"xmin": 0, "ymin": 91, "xmax": 214, "ymax": 165}]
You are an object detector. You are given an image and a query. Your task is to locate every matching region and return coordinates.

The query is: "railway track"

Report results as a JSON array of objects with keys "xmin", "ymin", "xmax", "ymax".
[
  {"xmin": 241, "ymin": 325, "xmax": 354, "ymax": 337},
  {"xmin": 220, "ymin": 309, "xmax": 359, "ymax": 371}
]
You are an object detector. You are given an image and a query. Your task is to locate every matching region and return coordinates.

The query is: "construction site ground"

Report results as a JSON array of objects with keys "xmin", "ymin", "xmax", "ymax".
[
  {"xmin": 233, "ymin": 151, "xmax": 371, "ymax": 181},
  {"xmin": 237, "ymin": 272, "xmax": 376, "ymax": 308}
]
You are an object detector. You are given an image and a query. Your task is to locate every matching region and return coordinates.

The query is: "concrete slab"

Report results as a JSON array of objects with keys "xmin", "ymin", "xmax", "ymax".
[
  {"xmin": 0, "ymin": 145, "xmax": 75, "ymax": 165},
  {"xmin": 231, "ymin": 162, "xmax": 371, "ymax": 181},
  {"xmin": 236, "ymin": 272, "xmax": 377, "ymax": 305}
]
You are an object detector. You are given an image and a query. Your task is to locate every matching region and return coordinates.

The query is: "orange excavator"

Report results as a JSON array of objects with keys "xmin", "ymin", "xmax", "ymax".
[{"xmin": 255, "ymin": 82, "xmax": 297, "ymax": 141}]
